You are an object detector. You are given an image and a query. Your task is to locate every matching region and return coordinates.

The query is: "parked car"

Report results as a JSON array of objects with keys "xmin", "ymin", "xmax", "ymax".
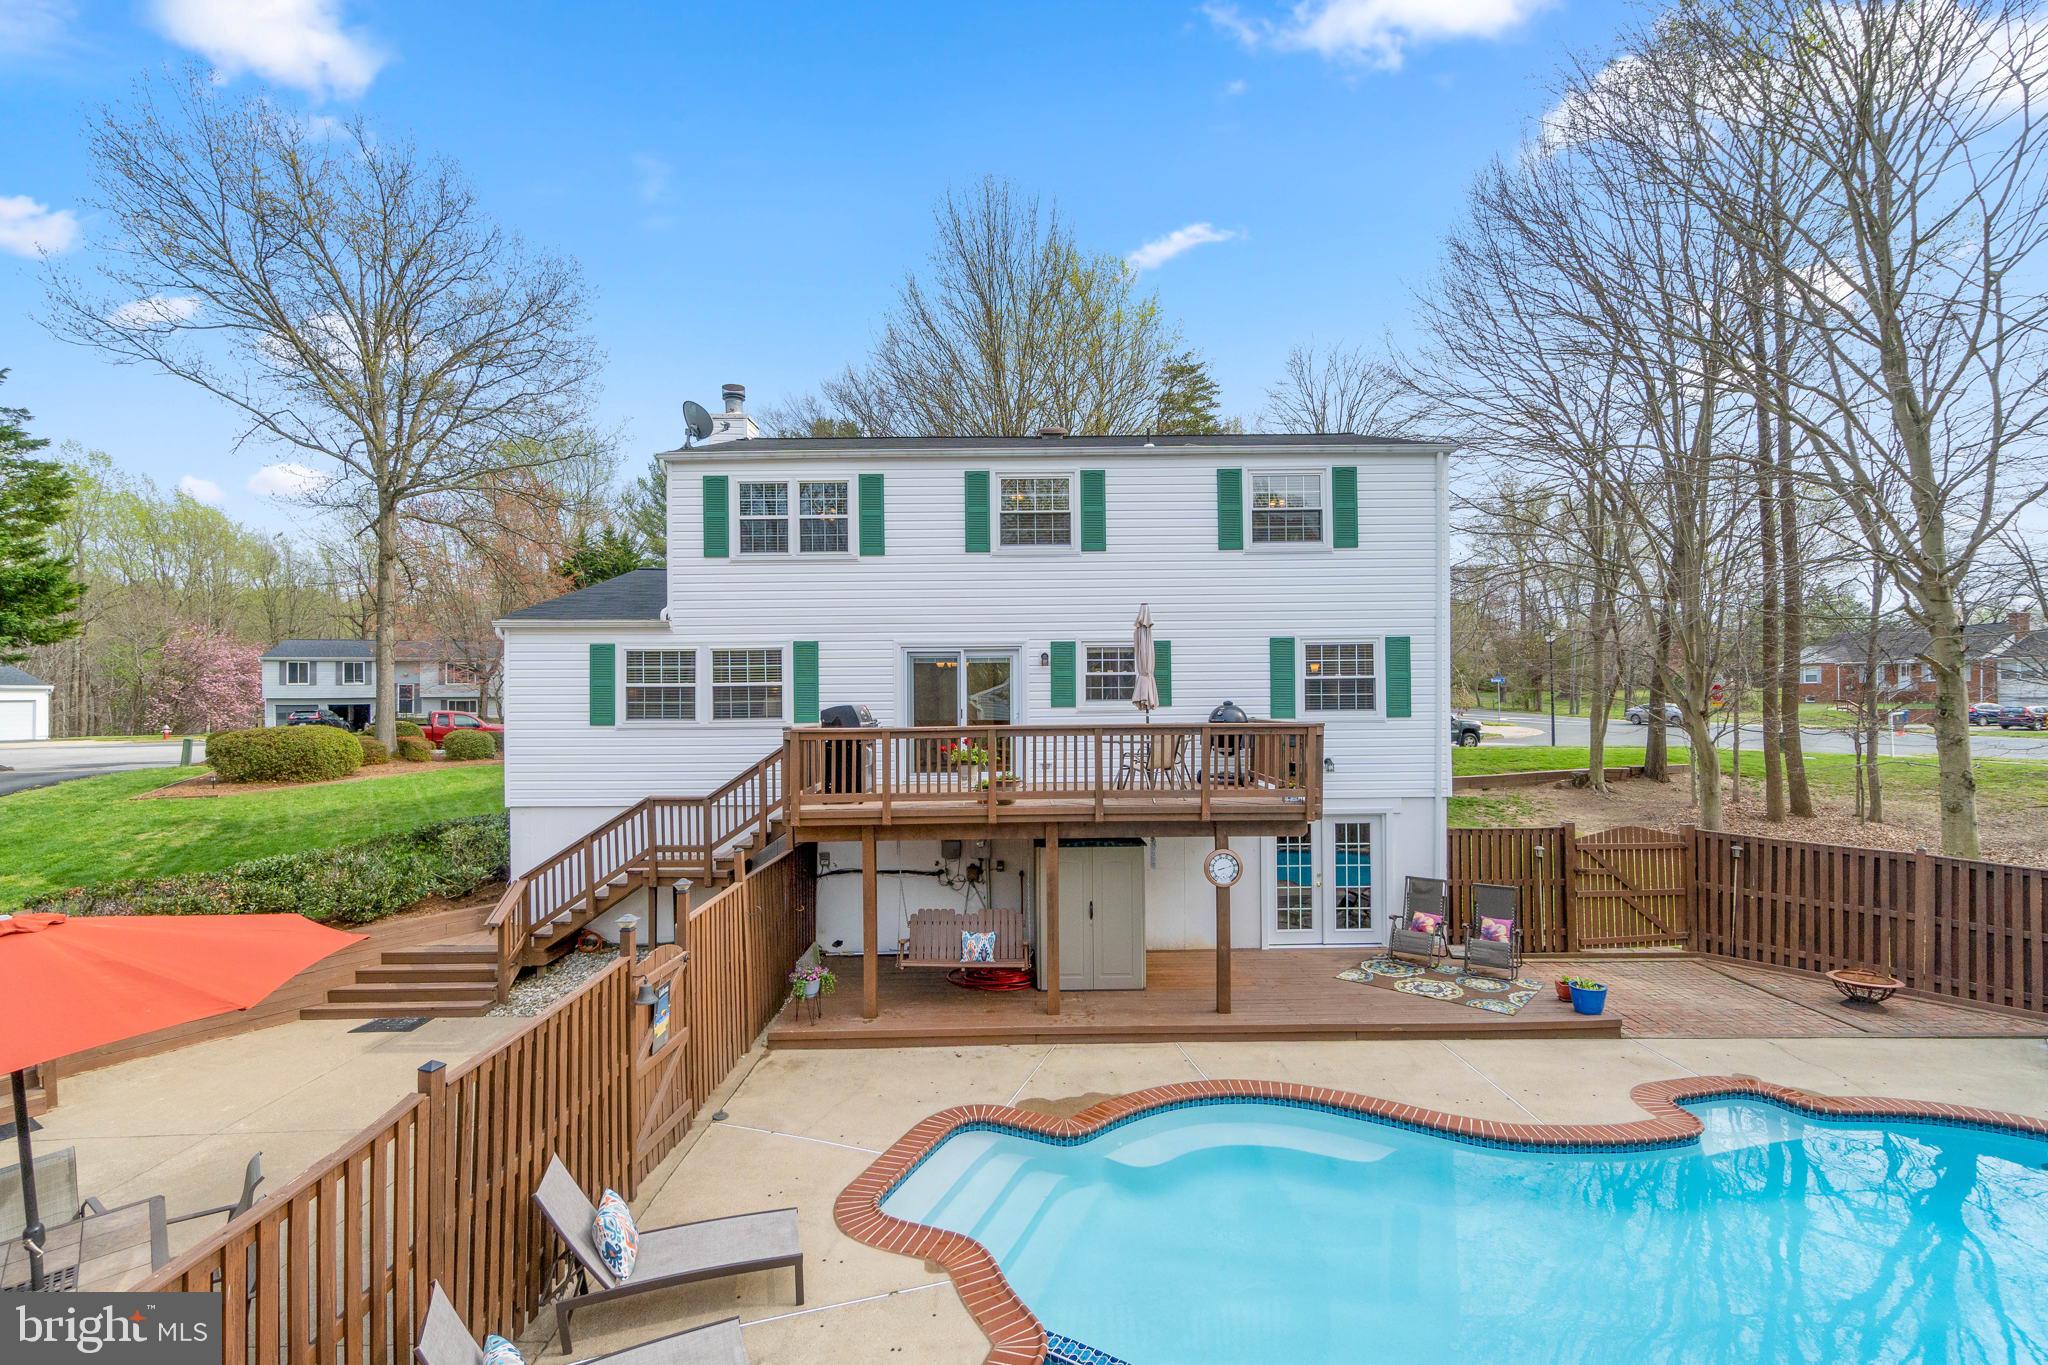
[
  {"xmin": 1450, "ymin": 715, "xmax": 1482, "ymax": 747},
  {"xmin": 284, "ymin": 707, "xmax": 352, "ymax": 729},
  {"xmin": 421, "ymin": 710, "xmax": 505, "ymax": 747},
  {"xmin": 1968, "ymin": 702, "xmax": 2002, "ymax": 725},
  {"xmin": 1998, "ymin": 704, "xmax": 2046, "ymax": 731},
  {"xmin": 1625, "ymin": 702, "xmax": 1684, "ymax": 725}
]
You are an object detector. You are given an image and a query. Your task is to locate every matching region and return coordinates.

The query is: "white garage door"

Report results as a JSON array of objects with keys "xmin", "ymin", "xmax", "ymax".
[{"xmin": 0, "ymin": 700, "xmax": 33, "ymax": 741}]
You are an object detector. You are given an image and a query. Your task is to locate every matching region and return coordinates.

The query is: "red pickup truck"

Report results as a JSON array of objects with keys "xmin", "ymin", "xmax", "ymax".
[{"xmin": 420, "ymin": 711, "xmax": 504, "ymax": 747}]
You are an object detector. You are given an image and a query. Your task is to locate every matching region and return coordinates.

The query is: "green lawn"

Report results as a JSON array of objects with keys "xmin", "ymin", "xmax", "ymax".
[
  {"xmin": 1452, "ymin": 743, "xmax": 2048, "ymax": 806},
  {"xmin": 0, "ymin": 764, "xmax": 506, "ymax": 907}
]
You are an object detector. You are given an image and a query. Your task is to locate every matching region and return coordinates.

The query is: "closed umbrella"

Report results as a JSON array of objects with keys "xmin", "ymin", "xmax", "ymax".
[
  {"xmin": 0, "ymin": 911, "xmax": 362, "ymax": 1289},
  {"xmin": 1133, "ymin": 603, "xmax": 1159, "ymax": 718}
]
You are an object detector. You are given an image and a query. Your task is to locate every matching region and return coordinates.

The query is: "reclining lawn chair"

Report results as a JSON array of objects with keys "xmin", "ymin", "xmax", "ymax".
[
  {"xmin": 1388, "ymin": 877, "xmax": 1449, "ymax": 968},
  {"xmin": 1463, "ymin": 882, "xmax": 1523, "ymax": 979},
  {"xmin": 533, "ymin": 1156, "xmax": 801, "ymax": 1353},
  {"xmin": 415, "ymin": 1282, "xmax": 747, "ymax": 1365}
]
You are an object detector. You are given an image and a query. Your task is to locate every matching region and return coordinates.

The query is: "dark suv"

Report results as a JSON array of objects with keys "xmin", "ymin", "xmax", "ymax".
[
  {"xmin": 1450, "ymin": 715, "xmax": 1482, "ymax": 747},
  {"xmin": 1998, "ymin": 704, "xmax": 2046, "ymax": 731},
  {"xmin": 1968, "ymin": 702, "xmax": 2002, "ymax": 725},
  {"xmin": 284, "ymin": 707, "xmax": 352, "ymax": 729}
]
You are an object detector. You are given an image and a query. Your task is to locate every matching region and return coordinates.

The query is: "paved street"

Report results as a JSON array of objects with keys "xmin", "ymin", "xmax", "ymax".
[
  {"xmin": 0, "ymin": 738, "xmax": 206, "ymax": 796},
  {"xmin": 1473, "ymin": 710, "xmax": 2048, "ymax": 761}
]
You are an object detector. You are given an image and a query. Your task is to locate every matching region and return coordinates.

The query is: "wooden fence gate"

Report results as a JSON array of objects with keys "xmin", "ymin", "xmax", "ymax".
[{"xmin": 1570, "ymin": 825, "xmax": 1691, "ymax": 949}]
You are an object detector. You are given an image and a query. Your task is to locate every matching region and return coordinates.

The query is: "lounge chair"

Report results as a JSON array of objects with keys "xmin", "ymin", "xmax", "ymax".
[
  {"xmin": 1463, "ymin": 882, "xmax": 1523, "ymax": 979},
  {"xmin": 533, "ymin": 1157, "xmax": 800, "ymax": 1353},
  {"xmin": 167, "ymin": 1152, "xmax": 263, "ymax": 1229},
  {"xmin": 1388, "ymin": 876, "xmax": 1449, "ymax": 967},
  {"xmin": 415, "ymin": 1282, "xmax": 747, "ymax": 1365}
]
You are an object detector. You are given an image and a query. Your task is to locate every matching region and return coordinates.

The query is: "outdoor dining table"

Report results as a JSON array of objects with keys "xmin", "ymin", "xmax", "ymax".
[{"xmin": 0, "ymin": 1195, "xmax": 168, "ymax": 1293}]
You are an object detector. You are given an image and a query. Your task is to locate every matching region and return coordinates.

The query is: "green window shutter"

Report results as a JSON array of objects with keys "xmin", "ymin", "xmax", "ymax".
[
  {"xmin": 1333, "ymin": 466, "xmax": 1359, "ymax": 549},
  {"xmin": 1385, "ymin": 636, "xmax": 1412, "ymax": 718},
  {"xmin": 793, "ymin": 640, "xmax": 820, "ymax": 723},
  {"xmin": 1050, "ymin": 641, "xmax": 1077, "ymax": 708},
  {"xmin": 964, "ymin": 470, "xmax": 991, "ymax": 552},
  {"xmin": 589, "ymin": 644, "xmax": 616, "ymax": 727},
  {"xmin": 702, "ymin": 475, "xmax": 729, "ymax": 558},
  {"xmin": 1154, "ymin": 640, "xmax": 1172, "ymax": 707},
  {"xmin": 1080, "ymin": 469, "xmax": 1106, "ymax": 552},
  {"xmin": 1217, "ymin": 468, "xmax": 1244, "ymax": 550},
  {"xmin": 1269, "ymin": 637, "xmax": 1296, "ymax": 720},
  {"xmin": 857, "ymin": 473, "xmax": 885, "ymax": 556}
]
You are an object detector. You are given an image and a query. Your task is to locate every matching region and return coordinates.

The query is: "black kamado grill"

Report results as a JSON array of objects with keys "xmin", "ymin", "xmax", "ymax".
[
  {"xmin": 1208, "ymin": 700, "xmax": 1252, "ymax": 784},
  {"xmin": 819, "ymin": 703, "xmax": 877, "ymax": 792}
]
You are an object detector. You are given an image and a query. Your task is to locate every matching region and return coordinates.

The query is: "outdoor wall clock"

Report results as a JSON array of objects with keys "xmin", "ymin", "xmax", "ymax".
[{"xmin": 1203, "ymin": 847, "xmax": 1244, "ymax": 889}]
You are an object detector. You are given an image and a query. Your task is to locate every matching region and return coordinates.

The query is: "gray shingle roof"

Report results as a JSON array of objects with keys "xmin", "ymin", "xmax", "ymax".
[
  {"xmin": 1806, "ymin": 620, "xmax": 2016, "ymax": 664},
  {"xmin": 498, "ymin": 569, "xmax": 667, "ymax": 624},
  {"xmin": 659, "ymin": 432, "xmax": 1447, "ymax": 458},
  {"xmin": 0, "ymin": 665, "xmax": 51, "ymax": 688},
  {"xmin": 262, "ymin": 639, "xmax": 375, "ymax": 660}
]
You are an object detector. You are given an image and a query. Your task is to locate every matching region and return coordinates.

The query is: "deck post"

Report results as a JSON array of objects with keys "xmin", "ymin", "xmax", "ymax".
[
  {"xmin": 862, "ymin": 827, "xmax": 879, "ymax": 1019},
  {"xmin": 1043, "ymin": 828, "xmax": 1061, "ymax": 1016},
  {"xmin": 1214, "ymin": 826, "xmax": 1232, "ymax": 1014}
]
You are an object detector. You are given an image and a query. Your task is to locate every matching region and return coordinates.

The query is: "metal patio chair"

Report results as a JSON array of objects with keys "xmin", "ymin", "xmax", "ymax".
[
  {"xmin": 1463, "ymin": 882, "xmax": 1524, "ymax": 979},
  {"xmin": 1388, "ymin": 876, "xmax": 1449, "ymax": 968},
  {"xmin": 415, "ymin": 1282, "xmax": 747, "ymax": 1365}
]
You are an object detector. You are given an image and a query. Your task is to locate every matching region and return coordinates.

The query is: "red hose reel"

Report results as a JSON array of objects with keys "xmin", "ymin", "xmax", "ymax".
[{"xmin": 946, "ymin": 965, "xmax": 1035, "ymax": 991}]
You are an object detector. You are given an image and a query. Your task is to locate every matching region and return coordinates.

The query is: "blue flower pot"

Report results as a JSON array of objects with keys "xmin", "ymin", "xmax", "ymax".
[{"xmin": 1569, "ymin": 984, "xmax": 1608, "ymax": 1016}]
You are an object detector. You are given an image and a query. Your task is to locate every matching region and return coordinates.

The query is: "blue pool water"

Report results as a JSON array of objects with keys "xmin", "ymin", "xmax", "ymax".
[{"xmin": 881, "ymin": 1098, "xmax": 2048, "ymax": 1363}]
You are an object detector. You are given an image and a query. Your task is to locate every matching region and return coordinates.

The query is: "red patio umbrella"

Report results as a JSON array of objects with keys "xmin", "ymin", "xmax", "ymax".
[{"xmin": 0, "ymin": 911, "xmax": 363, "ymax": 1289}]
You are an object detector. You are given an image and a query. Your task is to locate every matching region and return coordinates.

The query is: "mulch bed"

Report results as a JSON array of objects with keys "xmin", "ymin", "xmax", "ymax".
[{"xmin": 135, "ymin": 757, "xmax": 502, "ymax": 799}]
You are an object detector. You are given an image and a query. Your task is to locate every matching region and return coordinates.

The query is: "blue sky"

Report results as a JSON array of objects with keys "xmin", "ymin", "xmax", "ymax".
[{"xmin": 0, "ymin": 0, "xmax": 1621, "ymax": 530}]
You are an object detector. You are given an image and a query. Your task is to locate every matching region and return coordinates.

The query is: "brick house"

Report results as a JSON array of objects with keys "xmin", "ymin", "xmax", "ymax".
[{"xmin": 1798, "ymin": 611, "xmax": 2032, "ymax": 706}]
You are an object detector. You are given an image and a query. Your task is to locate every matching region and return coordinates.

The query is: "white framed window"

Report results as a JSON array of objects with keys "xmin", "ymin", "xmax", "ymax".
[
  {"xmin": 1800, "ymin": 665, "xmax": 1822, "ymax": 685},
  {"xmin": 736, "ymin": 479, "xmax": 851, "ymax": 555},
  {"xmin": 1251, "ymin": 471, "xmax": 1325, "ymax": 546},
  {"xmin": 1084, "ymin": 646, "xmax": 1136, "ymax": 703},
  {"xmin": 283, "ymin": 660, "xmax": 311, "ymax": 686},
  {"xmin": 711, "ymin": 648, "xmax": 783, "ymax": 720},
  {"xmin": 341, "ymin": 660, "xmax": 368, "ymax": 686},
  {"xmin": 1305, "ymin": 641, "xmax": 1376, "ymax": 712},
  {"xmin": 625, "ymin": 648, "xmax": 695, "ymax": 721},
  {"xmin": 998, "ymin": 475, "xmax": 1073, "ymax": 548}
]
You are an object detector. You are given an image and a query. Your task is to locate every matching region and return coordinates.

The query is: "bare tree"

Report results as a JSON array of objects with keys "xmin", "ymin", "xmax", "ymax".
[
  {"xmin": 823, "ymin": 178, "xmax": 1174, "ymax": 436},
  {"xmin": 1265, "ymin": 342, "xmax": 1412, "ymax": 435},
  {"xmin": 45, "ymin": 73, "xmax": 601, "ymax": 745}
]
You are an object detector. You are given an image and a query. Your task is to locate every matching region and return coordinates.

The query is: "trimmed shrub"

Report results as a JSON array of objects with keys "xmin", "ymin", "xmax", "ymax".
[
  {"xmin": 356, "ymin": 735, "xmax": 390, "ymax": 765},
  {"xmin": 394, "ymin": 719, "xmax": 425, "ymax": 738},
  {"xmin": 396, "ymin": 735, "xmax": 434, "ymax": 763},
  {"xmin": 25, "ymin": 815, "xmax": 511, "ymax": 926},
  {"xmin": 207, "ymin": 726, "xmax": 362, "ymax": 784},
  {"xmin": 441, "ymin": 729, "xmax": 497, "ymax": 760}
]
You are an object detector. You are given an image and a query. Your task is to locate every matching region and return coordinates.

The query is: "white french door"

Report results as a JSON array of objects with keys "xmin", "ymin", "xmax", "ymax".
[{"xmin": 1265, "ymin": 818, "xmax": 1382, "ymax": 947}]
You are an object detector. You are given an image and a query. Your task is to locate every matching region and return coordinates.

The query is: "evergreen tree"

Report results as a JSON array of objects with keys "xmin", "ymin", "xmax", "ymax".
[
  {"xmin": 626, "ymin": 455, "xmax": 667, "ymax": 557},
  {"xmin": 557, "ymin": 525, "xmax": 651, "ymax": 589},
  {"xmin": 1155, "ymin": 350, "xmax": 1228, "ymax": 434},
  {"xmin": 0, "ymin": 375, "xmax": 85, "ymax": 661}
]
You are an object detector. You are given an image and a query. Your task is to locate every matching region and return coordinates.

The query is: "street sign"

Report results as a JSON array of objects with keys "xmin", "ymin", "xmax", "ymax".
[{"xmin": 1489, "ymin": 675, "xmax": 1506, "ymax": 685}]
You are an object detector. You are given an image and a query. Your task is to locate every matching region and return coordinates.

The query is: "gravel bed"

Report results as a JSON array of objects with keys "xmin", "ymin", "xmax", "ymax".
[{"xmin": 490, "ymin": 948, "xmax": 623, "ymax": 1017}]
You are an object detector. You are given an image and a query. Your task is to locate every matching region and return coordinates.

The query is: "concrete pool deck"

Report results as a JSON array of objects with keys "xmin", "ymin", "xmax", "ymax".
[{"xmin": 552, "ymin": 1033, "xmax": 2048, "ymax": 1364}]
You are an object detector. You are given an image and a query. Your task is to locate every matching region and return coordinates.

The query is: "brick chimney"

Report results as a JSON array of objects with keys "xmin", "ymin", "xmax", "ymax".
[
  {"xmin": 703, "ymin": 383, "xmax": 760, "ymax": 445},
  {"xmin": 2011, "ymin": 609, "xmax": 2033, "ymax": 639}
]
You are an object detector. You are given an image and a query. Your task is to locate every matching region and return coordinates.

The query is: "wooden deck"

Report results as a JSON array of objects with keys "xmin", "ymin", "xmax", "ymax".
[{"xmin": 765, "ymin": 949, "xmax": 1624, "ymax": 1047}]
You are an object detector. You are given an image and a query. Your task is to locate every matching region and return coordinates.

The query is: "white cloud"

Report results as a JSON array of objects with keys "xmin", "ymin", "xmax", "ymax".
[
  {"xmin": 148, "ymin": 0, "xmax": 386, "ymax": 99},
  {"xmin": 177, "ymin": 475, "xmax": 225, "ymax": 504},
  {"xmin": 1204, "ymin": 0, "xmax": 1548, "ymax": 70},
  {"xmin": 108, "ymin": 294, "xmax": 202, "ymax": 329},
  {"xmin": 246, "ymin": 462, "xmax": 328, "ymax": 498},
  {"xmin": 1223, "ymin": 77, "xmax": 1250, "ymax": 96},
  {"xmin": 0, "ymin": 194, "xmax": 80, "ymax": 257},
  {"xmin": 1127, "ymin": 222, "xmax": 1240, "ymax": 271},
  {"xmin": 631, "ymin": 153, "xmax": 673, "ymax": 205},
  {"xmin": 0, "ymin": 0, "xmax": 72, "ymax": 53}
]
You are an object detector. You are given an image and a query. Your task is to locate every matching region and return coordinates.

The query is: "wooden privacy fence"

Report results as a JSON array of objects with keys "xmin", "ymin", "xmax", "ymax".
[
  {"xmin": 1444, "ymin": 824, "xmax": 1570, "ymax": 953},
  {"xmin": 1570, "ymin": 826, "xmax": 1691, "ymax": 950},
  {"xmin": 146, "ymin": 853, "xmax": 817, "ymax": 1365}
]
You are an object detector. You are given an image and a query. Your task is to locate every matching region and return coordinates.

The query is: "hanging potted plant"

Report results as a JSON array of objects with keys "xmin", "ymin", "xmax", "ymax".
[
  {"xmin": 1567, "ymin": 977, "xmax": 1608, "ymax": 1016},
  {"xmin": 787, "ymin": 961, "xmax": 838, "ymax": 1002}
]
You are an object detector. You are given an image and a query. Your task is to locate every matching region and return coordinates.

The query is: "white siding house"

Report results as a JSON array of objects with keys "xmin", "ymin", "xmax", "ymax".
[
  {"xmin": 498, "ymin": 396, "xmax": 1454, "ymax": 970},
  {"xmin": 260, "ymin": 640, "xmax": 491, "ymax": 728}
]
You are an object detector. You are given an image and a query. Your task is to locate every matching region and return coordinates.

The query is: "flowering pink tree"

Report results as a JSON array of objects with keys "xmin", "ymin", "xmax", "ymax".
[{"xmin": 144, "ymin": 625, "xmax": 263, "ymax": 733}]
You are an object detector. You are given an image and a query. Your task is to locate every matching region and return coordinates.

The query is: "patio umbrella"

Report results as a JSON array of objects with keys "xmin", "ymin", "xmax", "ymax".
[
  {"xmin": 0, "ymin": 911, "xmax": 362, "ymax": 1289},
  {"xmin": 1133, "ymin": 603, "xmax": 1159, "ymax": 719}
]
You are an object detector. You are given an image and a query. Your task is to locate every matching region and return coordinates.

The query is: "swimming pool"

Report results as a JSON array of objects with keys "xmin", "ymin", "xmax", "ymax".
[{"xmin": 879, "ymin": 1094, "xmax": 2048, "ymax": 1363}]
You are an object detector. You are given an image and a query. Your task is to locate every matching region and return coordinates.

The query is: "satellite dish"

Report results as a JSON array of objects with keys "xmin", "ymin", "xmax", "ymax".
[{"xmin": 682, "ymin": 400, "xmax": 714, "ymax": 444}]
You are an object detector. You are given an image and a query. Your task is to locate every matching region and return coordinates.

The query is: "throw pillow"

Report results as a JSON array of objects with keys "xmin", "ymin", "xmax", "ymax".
[
  {"xmin": 1407, "ymin": 910, "xmax": 1443, "ymax": 936},
  {"xmin": 482, "ymin": 1336, "xmax": 524, "ymax": 1365},
  {"xmin": 592, "ymin": 1188, "xmax": 638, "ymax": 1280},
  {"xmin": 961, "ymin": 930, "xmax": 997, "ymax": 963},
  {"xmin": 1478, "ymin": 915, "xmax": 1513, "ymax": 945}
]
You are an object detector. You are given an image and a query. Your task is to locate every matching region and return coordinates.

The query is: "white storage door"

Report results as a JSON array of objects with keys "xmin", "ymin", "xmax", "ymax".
[{"xmin": 0, "ymin": 700, "xmax": 33, "ymax": 741}]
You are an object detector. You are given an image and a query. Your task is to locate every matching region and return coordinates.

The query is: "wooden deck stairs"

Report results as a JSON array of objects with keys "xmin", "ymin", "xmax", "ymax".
[{"xmin": 303, "ymin": 941, "xmax": 501, "ymax": 1019}]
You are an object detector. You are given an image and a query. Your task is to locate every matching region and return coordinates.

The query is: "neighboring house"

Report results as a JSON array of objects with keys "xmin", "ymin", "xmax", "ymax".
[
  {"xmin": 1998, "ymin": 620, "xmax": 2048, "ymax": 710},
  {"xmin": 497, "ymin": 384, "xmax": 1453, "ymax": 978},
  {"xmin": 0, "ymin": 665, "xmax": 54, "ymax": 742},
  {"xmin": 1799, "ymin": 613, "xmax": 2028, "ymax": 705},
  {"xmin": 259, "ymin": 639, "xmax": 497, "ymax": 728}
]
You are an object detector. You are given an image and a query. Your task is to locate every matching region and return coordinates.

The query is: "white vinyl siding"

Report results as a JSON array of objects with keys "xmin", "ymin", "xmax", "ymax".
[{"xmin": 625, "ymin": 648, "xmax": 695, "ymax": 721}]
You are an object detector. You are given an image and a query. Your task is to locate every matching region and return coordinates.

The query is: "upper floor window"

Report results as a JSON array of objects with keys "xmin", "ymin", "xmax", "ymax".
[
  {"xmin": 283, "ymin": 660, "xmax": 311, "ymax": 686},
  {"xmin": 443, "ymin": 662, "xmax": 480, "ymax": 686},
  {"xmin": 1085, "ymin": 646, "xmax": 1136, "ymax": 702},
  {"xmin": 999, "ymin": 475, "xmax": 1072, "ymax": 548},
  {"xmin": 1305, "ymin": 641, "xmax": 1375, "ymax": 711},
  {"xmin": 625, "ymin": 649, "xmax": 695, "ymax": 721},
  {"xmin": 737, "ymin": 479, "xmax": 850, "ymax": 555},
  {"xmin": 341, "ymin": 661, "xmax": 368, "ymax": 686},
  {"xmin": 712, "ymin": 648, "xmax": 783, "ymax": 719},
  {"xmin": 1251, "ymin": 472, "xmax": 1324, "ymax": 545}
]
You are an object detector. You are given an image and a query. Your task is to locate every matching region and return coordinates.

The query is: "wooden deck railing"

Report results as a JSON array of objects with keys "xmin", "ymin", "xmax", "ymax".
[{"xmin": 783, "ymin": 721, "xmax": 1323, "ymax": 831}]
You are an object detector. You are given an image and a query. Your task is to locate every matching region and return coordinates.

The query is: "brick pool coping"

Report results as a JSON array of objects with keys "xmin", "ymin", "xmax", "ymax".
[{"xmin": 832, "ymin": 1075, "xmax": 2048, "ymax": 1365}]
